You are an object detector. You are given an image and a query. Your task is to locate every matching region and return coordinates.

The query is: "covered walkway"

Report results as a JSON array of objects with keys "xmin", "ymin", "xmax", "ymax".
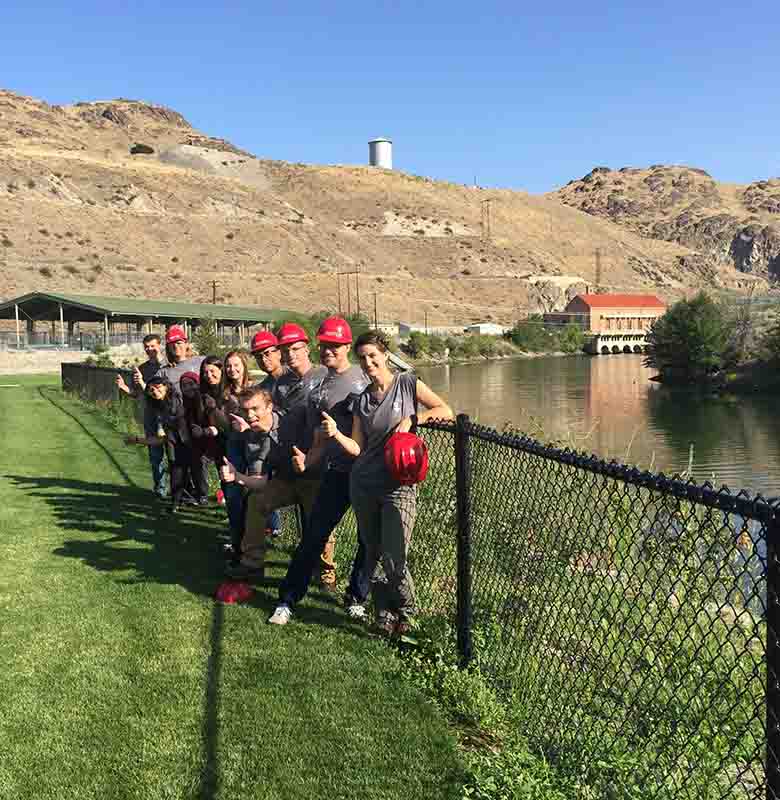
[{"xmin": 0, "ymin": 291, "xmax": 289, "ymax": 348}]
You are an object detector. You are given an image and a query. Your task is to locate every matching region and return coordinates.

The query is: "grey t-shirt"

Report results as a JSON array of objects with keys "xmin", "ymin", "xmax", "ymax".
[
  {"xmin": 306, "ymin": 364, "xmax": 369, "ymax": 472},
  {"xmin": 350, "ymin": 371, "xmax": 418, "ymax": 495},
  {"xmin": 161, "ymin": 356, "xmax": 206, "ymax": 398},
  {"xmin": 279, "ymin": 365, "xmax": 328, "ymax": 451},
  {"xmin": 259, "ymin": 366, "xmax": 294, "ymax": 408}
]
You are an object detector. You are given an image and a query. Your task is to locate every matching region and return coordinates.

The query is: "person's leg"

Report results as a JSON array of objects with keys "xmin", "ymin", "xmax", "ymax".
[
  {"xmin": 224, "ymin": 439, "xmax": 247, "ymax": 537},
  {"xmin": 380, "ymin": 486, "xmax": 418, "ymax": 622},
  {"xmin": 234, "ymin": 479, "xmax": 299, "ymax": 571},
  {"xmin": 266, "ymin": 509, "xmax": 282, "ymax": 536},
  {"xmin": 278, "ymin": 471, "xmax": 351, "ymax": 607},
  {"xmin": 170, "ymin": 444, "xmax": 188, "ymax": 509},
  {"xmin": 148, "ymin": 445, "xmax": 167, "ymax": 495},
  {"xmin": 351, "ymin": 492, "xmax": 388, "ymax": 621},
  {"xmin": 192, "ymin": 453, "xmax": 209, "ymax": 502}
]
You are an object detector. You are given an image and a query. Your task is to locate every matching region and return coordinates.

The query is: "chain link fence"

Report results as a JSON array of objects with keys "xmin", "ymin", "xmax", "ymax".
[{"xmin": 294, "ymin": 415, "xmax": 778, "ymax": 800}]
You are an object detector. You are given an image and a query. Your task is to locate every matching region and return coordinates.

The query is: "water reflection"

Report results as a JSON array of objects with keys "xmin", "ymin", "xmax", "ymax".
[{"xmin": 418, "ymin": 355, "xmax": 780, "ymax": 496}]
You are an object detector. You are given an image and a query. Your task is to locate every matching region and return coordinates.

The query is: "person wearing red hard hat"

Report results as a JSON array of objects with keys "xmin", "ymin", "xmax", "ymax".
[
  {"xmin": 160, "ymin": 323, "xmax": 205, "ymax": 400},
  {"xmin": 227, "ymin": 320, "xmax": 327, "ymax": 581},
  {"xmin": 318, "ymin": 328, "xmax": 452, "ymax": 637},
  {"xmin": 266, "ymin": 316, "xmax": 370, "ymax": 625}
]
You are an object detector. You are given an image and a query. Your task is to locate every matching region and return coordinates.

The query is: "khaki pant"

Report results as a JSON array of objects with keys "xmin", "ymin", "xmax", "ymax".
[{"xmin": 241, "ymin": 478, "xmax": 336, "ymax": 580}]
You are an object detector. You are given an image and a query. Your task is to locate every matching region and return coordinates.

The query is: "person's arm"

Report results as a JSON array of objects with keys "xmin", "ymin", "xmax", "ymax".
[
  {"xmin": 125, "ymin": 433, "xmax": 165, "ymax": 447},
  {"xmin": 395, "ymin": 380, "xmax": 453, "ymax": 433},
  {"xmin": 321, "ymin": 412, "xmax": 363, "ymax": 458},
  {"xmin": 219, "ymin": 457, "xmax": 268, "ymax": 491},
  {"xmin": 116, "ymin": 373, "xmax": 133, "ymax": 397},
  {"xmin": 300, "ymin": 428, "xmax": 326, "ymax": 471}
]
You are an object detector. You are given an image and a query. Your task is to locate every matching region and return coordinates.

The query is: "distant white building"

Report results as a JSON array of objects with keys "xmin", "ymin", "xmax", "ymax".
[{"xmin": 465, "ymin": 322, "xmax": 506, "ymax": 336}]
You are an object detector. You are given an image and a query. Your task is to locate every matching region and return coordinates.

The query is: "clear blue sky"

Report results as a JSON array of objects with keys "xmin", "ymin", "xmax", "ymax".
[{"xmin": 2, "ymin": 1, "xmax": 778, "ymax": 193}]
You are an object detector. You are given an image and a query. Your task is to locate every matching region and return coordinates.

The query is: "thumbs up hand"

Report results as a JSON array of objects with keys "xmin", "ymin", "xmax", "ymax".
[
  {"xmin": 320, "ymin": 411, "xmax": 338, "ymax": 439},
  {"xmin": 229, "ymin": 413, "xmax": 250, "ymax": 433},
  {"xmin": 220, "ymin": 456, "xmax": 237, "ymax": 483},
  {"xmin": 291, "ymin": 445, "xmax": 306, "ymax": 474}
]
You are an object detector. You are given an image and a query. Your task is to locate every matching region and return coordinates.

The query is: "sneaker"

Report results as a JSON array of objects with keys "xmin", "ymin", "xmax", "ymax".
[
  {"xmin": 346, "ymin": 603, "xmax": 367, "ymax": 621},
  {"xmin": 196, "ymin": 497, "xmax": 209, "ymax": 507},
  {"xmin": 226, "ymin": 561, "xmax": 264, "ymax": 580},
  {"xmin": 269, "ymin": 528, "xmax": 282, "ymax": 538},
  {"xmin": 167, "ymin": 505, "xmax": 180, "ymax": 515},
  {"xmin": 268, "ymin": 604, "xmax": 292, "ymax": 625}
]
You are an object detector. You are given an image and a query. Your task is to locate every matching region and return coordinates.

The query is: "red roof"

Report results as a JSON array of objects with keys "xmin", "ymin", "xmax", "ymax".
[{"xmin": 574, "ymin": 294, "xmax": 666, "ymax": 309}]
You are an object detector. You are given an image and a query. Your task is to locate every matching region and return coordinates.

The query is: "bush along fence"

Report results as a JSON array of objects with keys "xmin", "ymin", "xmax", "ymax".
[
  {"xmin": 318, "ymin": 415, "xmax": 778, "ymax": 800},
  {"xmin": 61, "ymin": 363, "xmax": 779, "ymax": 798}
]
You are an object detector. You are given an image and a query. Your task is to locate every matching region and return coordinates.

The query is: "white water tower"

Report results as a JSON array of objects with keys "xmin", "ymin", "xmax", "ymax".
[{"xmin": 368, "ymin": 138, "xmax": 392, "ymax": 169}]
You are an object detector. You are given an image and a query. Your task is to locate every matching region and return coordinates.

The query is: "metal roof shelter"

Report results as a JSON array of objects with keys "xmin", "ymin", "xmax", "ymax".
[{"xmin": 0, "ymin": 291, "xmax": 290, "ymax": 346}]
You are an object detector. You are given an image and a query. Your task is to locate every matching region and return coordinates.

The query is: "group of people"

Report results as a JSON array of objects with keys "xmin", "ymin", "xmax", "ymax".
[{"xmin": 118, "ymin": 317, "xmax": 452, "ymax": 635}]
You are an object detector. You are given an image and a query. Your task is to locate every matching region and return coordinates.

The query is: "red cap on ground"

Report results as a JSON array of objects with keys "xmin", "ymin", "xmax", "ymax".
[
  {"xmin": 166, "ymin": 324, "xmax": 187, "ymax": 344},
  {"xmin": 317, "ymin": 316, "xmax": 352, "ymax": 345},
  {"xmin": 215, "ymin": 581, "xmax": 254, "ymax": 604},
  {"xmin": 250, "ymin": 330, "xmax": 279, "ymax": 353},
  {"xmin": 276, "ymin": 322, "xmax": 309, "ymax": 346},
  {"xmin": 384, "ymin": 432, "xmax": 430, "ymax": 486}
]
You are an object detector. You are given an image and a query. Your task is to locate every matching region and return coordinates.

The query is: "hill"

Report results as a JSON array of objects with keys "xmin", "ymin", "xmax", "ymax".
[
  {"xmin": 0, "ymin": 89, "xmax": 765, "ymax": 325},
  {"xmin": 550, "ymin": 165, "xmax": 780, "ymax": 287}
]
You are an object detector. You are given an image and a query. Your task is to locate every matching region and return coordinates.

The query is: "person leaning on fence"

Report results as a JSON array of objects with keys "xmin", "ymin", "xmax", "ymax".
[
  {"xmin": 226, "ymin": 322, "xmax": 328, "ymax": 580},
  {"xmin": 326, "ymin": 329, "xmax": 452, "ymax": 637},
  {"xmin": 265, "ymin": 316, "xmax": 370, "ymax": 626},
  {"xmin": 125, "ymin": 375, "xmax": 208, "ymax": 513},
  {"xmin": 115, "ymin": 332, "xmax": 168, "ymax": 498},
  {"xmin": 219, "ymin": 385, "xmax": 322, "ymax": 578}
]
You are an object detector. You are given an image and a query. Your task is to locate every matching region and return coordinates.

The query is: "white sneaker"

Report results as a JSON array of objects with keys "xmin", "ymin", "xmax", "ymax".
[
  {"xmin": 268, "ymin": 605, "xmax": 292, "ymax": 625},
  {"xmin": 346, "ymin": 603, "xmax": 366, "ymax": 621}
]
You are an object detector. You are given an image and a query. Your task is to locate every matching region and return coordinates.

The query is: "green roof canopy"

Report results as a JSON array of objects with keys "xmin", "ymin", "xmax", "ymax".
[{"xmin": 0, "ymin": 291, "xmax": 289, "ymax": 325}]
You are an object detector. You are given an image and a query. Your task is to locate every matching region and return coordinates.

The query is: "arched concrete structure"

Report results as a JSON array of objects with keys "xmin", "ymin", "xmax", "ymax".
[
  {"xmin": 611, "ymin": 345, "xmax": 621, "ymax": 354},
  {"xmin": 633, "ymin": 345, "xmax": 642, "ymax": 354},
  {"xmin": 623, "ymin": 345, "xmax": 633, "ymax": 354},
  {"xmin": 601, "ymin": 346, "xmax": 610, "ymax": 355}
]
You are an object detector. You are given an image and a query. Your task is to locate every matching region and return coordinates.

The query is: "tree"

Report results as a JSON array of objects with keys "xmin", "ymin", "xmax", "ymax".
[
  {"xmin": 192, "ymin": 316, "xmax": 223, "ymax": 357},
  {"xmin": 760, "ymin": 312, "xmax": 780, "ymax": 364},
  {"xmin": 644, "ymin": 292, "xmax": 735, "ymax": 381}
]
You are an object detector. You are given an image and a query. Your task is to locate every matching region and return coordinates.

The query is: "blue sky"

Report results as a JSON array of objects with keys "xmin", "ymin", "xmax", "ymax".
[{"xmin": 2, "ymin": 1, "xmax": 778, "ymax": 193}]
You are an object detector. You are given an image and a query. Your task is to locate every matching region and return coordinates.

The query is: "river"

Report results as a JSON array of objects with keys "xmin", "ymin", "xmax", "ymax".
[{"xmin": 418, "ymin": 355, "xmax": 780, "ymax": 498}]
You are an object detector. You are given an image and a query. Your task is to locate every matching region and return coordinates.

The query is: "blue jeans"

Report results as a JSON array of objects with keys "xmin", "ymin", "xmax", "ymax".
[
  {"xmin": 279, "ymin": 469, "xmax": 368, "ymax": 607},
  {"xmin": 223, "ymin": 439, "xmax": 248, "ymax": 546},
  {"xmin": 144, "ymin": 417, "xmax": 167, "ymax": 495}
]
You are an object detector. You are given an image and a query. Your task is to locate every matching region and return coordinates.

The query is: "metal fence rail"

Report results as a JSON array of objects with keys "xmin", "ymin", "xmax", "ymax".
[{"xmin": 317, "ymin": 415, "xmax": 778, "ymax": 800}]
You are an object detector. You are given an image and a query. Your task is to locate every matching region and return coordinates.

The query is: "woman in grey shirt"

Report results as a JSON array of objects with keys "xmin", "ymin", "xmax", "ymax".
[{"xmin": 323, "ymin": 330, "xmax": 452, "ymax": 636}]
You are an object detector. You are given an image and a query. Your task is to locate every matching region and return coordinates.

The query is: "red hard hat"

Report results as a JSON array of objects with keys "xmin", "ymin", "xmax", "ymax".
[
  {"xmin": 276, "ymin": 322, "xmax": 309, "ymax": 346},
  {"xmin": 384, "ymin": 432, "xmax": 429, "ymax": 486},
  {"xmin": 317, "ymin": 316, "xmax": 352, "ymax": 345},
  {"xmin": 250, "ymin": 330, "xmax": 279, "ymax": 353},
  {"xmin": 166, "ymin": 324, "xmax": 187, "ymax": 344}
]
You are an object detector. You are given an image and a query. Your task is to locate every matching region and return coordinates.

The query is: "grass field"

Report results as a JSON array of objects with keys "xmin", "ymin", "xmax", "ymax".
[{"xmin": 0, "ymin": 376, "xmax": 464, "ymax": 800}]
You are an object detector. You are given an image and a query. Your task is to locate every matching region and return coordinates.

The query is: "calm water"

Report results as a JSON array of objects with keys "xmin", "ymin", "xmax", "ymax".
[{"xmin": 418, "ymin": 355, "xmax": 780, "ymax": 498}]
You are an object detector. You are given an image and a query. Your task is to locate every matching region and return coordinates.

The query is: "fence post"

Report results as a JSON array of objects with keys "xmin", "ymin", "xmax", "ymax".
[
  {"xmin": 768, "ymin": 509, "xmax": 780, "ymax": 800},
  {"xmin": 454, "ymin": 413, "xmax": 473, "ymax": 668}
]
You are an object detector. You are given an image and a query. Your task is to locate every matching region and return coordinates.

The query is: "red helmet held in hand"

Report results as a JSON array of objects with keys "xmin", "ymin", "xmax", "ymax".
[
  {"xmin": 250, "ymin": 330, "xmax": 279, "ymax": 353},
  {"xmin": 384, "ymin": 432, "xmax": 429, "ymax": 486},
  {"xmin": 276, "ymin": 322, "xmax": 309, "ymax": 346},
  {"xmin": 317, "ymin": 316, "xmax": 352, "ymax": 345},
  {"xmin": 166, "ymin": 324, "xmax": 187, "ymax": 344}
]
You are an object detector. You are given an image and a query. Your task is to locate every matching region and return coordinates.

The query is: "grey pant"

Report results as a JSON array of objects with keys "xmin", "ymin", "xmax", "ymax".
[{"xmin": 351, "ymin": 485, "xmax": 417, "ymax": 620}]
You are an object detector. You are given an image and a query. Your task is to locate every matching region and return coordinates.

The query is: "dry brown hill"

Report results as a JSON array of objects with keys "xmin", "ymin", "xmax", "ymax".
[
  {"xmin": 550, "ymin": 165, "xmax": 780, "ymax": 286},
  {"xmin": 0, "ymin": 89, "xmax": 763, "ymax": 325}
]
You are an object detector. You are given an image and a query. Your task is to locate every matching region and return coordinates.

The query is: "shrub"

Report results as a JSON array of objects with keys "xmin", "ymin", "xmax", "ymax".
[
  {"xmin": 26, "ymin": 178, "xmax": 36, "ymax": 189},
  {"xmin": 1, "ymin": 237, "xmax": 12, "ymax": 248},
  {"xmin": 645, "ymin": 292, "xmax": 736, "ymax": 380},
  {"xmin": 39, "ymin": 266, "xmax": 53, "ymax": 278},
  {"xmin": 192, "ymin": 317, "xmax": 222, "ymax": 357},
  {"xmin": 64, "ymin": 265, "xmax": 79, "ymax": 275}
]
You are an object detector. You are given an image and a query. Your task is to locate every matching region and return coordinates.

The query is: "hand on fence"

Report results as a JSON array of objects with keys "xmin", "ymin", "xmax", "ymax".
[
  {"xmin": 292, "ymin": 446, "xmax": 306, "ymax": 474},
  {"xmin": 229, "ymin": 413, "xmax": 250, "ymax": 433},
  {"xmin": 320, "ymin": 411, "xmax": 338, "ymax": 439},
  {"xmin": 395, "ymin": 416, "xmax": 413, "ymax": 434}
]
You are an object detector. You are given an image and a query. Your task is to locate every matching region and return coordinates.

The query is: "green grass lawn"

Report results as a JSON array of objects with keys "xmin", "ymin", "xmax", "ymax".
[{"xmin": 0, "ymin": 377, "xmax": 464, "ymax": 800}]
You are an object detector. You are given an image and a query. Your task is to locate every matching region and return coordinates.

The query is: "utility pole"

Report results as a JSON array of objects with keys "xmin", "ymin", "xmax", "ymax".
[
  {"xmin": 424, "ymin": 310, "xmax": 429, "ymax": 334},
  {"xmin": 338, "ymin": 268, "xmax": 361, "ymax": 318},
  {"xmin": 374, "ymin": 292, "xmax": 378, "ymax": 328},
  {"xmin": 337, "ymin": 274, "xmax": 342, "ymax": 315},
  {"xmin": 212, "ymin": 280, "xmax": 217, "ymax": 304}
]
